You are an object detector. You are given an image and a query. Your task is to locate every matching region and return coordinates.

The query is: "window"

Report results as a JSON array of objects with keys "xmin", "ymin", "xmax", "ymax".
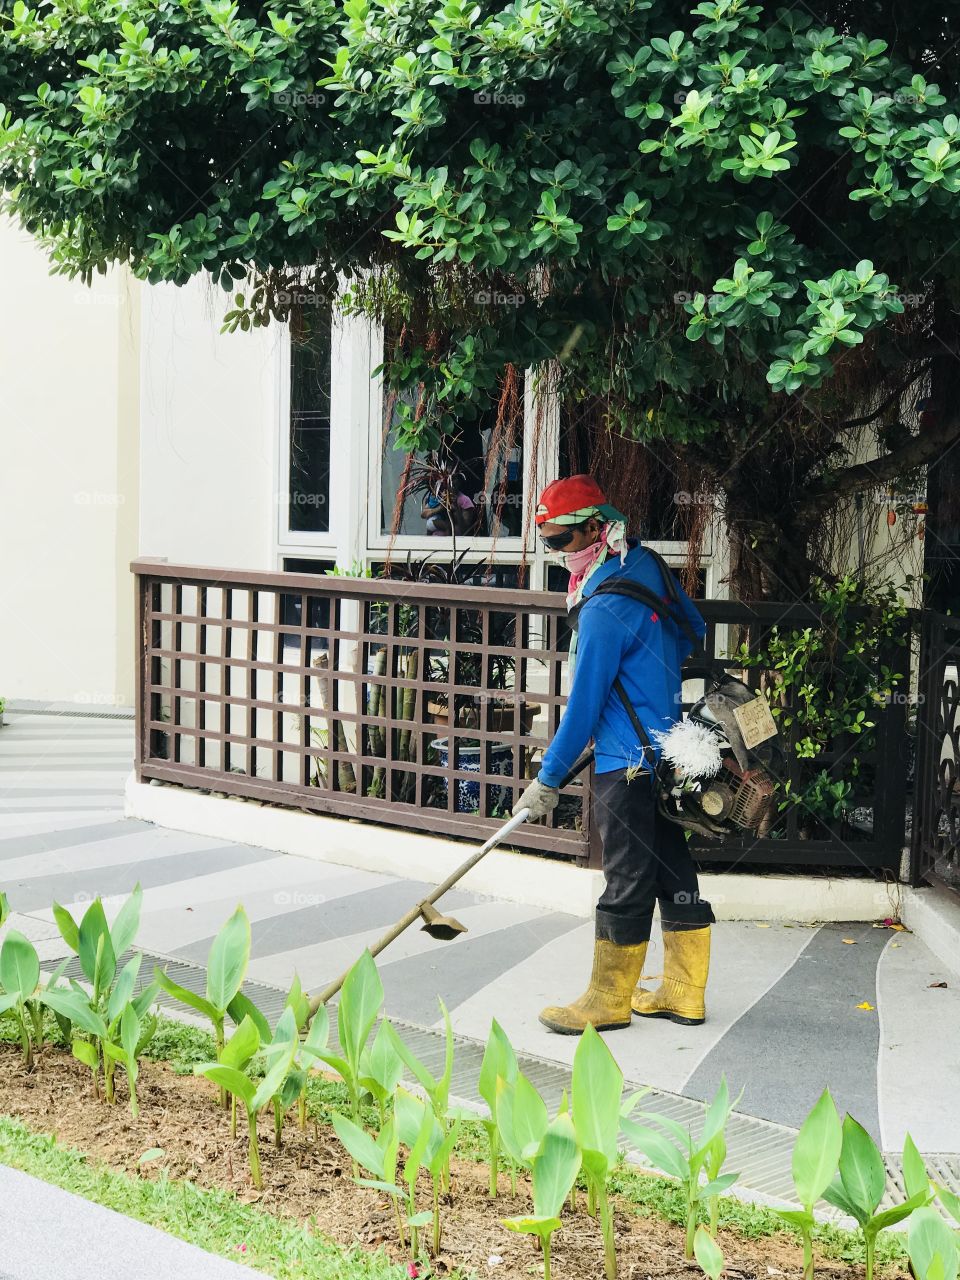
[
  {"xmin": 379, "ymin": 377, "xmax": 525, "ymax": 541},
  {"xmin": 288, "ymin": 306, "xmax": 333, "ymax": 534}
]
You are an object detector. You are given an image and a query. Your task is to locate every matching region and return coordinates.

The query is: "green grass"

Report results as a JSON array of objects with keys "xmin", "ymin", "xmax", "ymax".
[
  {"xmin": 0, "ymin": 1012, "xmax": 909, "ymax": 1274},
  {"xmin": 0, "ymin": 1115, "xmax": 409, "ymax": 1280}
]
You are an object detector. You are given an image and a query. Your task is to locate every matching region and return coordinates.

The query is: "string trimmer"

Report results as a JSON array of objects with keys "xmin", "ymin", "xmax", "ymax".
[{"xmin": 305, "ymin": 749, "xmax": 594, "ymax": 1017}]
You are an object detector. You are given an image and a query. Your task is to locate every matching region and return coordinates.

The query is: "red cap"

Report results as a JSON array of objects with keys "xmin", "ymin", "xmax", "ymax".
[{"xmin": 535, "ymin": 474, "xmax": 609, "ymax": 525}]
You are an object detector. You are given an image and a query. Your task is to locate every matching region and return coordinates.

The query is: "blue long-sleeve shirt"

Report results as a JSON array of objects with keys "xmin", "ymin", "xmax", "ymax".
[{"xmin": 538, "ymin": 542, "xmax": 708, "ymax": 788}]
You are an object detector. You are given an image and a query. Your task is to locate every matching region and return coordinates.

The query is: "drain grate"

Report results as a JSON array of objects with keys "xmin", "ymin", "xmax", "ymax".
[
  {"xmin": 6, "ymin": 702, "xmax": 134, "ymax": 721},
  {"xmin": 50, "ymin": 948, "xmax": 960, "ymax": 1217}
]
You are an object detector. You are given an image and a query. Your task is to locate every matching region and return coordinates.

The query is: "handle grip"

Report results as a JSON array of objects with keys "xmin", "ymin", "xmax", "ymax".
[{"xmin": 555, "ymin": 748, "xmax": 595, "ymax": 790}]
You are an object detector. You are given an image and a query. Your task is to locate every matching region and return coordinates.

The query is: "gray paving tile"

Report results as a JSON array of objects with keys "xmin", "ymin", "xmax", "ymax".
[
  {"xmin": 4, "ymin": 843, "xmax": 276, "ymax": 913},
  {"xmin": 175, "ymin": 878, "xmax": 482, "ymax": 964},
  {"xmin": 0, "ymin": 820, "xmax": 150, "ymax": 861},
  {"xmin": 381, "ymin": 911, "xmax": 583, "ymax": 1026},
  {"xmin": 685, "ymin": 921, "xmax": 887, "ymax": 1140}
]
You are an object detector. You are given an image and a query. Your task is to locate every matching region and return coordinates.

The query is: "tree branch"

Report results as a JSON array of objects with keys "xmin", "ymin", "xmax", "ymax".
[
  {"xmin": 836, "ymin": 366, "xmax": 928, "ymax": 432},
  {"xmin": 805, "ymin": 415, "xmax": 960, "ymax": 511}
]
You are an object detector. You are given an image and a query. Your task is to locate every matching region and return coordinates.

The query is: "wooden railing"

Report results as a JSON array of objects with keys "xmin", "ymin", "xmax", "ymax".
[{"xmin": 132, "ymin": 559, "xmax": 914, "ymax": 872}]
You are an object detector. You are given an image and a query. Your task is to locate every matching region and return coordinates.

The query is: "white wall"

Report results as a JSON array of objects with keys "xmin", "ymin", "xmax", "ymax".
[
  {"xmin": 0, "ymin": 218, "xmax": 140, "ymax": 706},
  {"xmin": 138, "ymin": 276, "xmax": 282, "ymax": 571}
]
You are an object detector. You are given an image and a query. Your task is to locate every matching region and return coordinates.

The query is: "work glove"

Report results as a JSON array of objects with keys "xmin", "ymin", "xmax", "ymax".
[{"xmin": 513, "ymin": 776, "xmax": 560, "ymax": 820}]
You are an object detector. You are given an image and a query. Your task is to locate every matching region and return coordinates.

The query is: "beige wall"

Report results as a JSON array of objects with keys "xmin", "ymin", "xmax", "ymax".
[
  {"xmin": 0, "ymin": 218, "xmax": 140, "ymax": 706},
  {"xmin": 138, "ymin": 277, "xmax": 281, "ymax": 572}
]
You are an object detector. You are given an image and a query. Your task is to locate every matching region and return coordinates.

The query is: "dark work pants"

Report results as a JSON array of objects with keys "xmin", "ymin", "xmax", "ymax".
[{"xmin": 593, "ymin": 767, "xmax": 715, "ymax": 945}]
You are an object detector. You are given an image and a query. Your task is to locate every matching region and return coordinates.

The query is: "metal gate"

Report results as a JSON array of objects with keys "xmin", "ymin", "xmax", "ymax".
[{"xmin": 910, "ymin": 611, "xmax": 960, "ymax": 889}]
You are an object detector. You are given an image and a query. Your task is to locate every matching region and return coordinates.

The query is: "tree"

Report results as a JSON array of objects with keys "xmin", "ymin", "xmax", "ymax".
[{"xmin": 3, "ymin": 0, "xmax": 960, "ymax": 596}]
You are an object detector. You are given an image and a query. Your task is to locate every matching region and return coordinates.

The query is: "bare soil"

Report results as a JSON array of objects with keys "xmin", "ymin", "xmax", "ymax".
[{"xmin": 0, "ymin": 1045, "xmax": 905, "ymax": 1280}]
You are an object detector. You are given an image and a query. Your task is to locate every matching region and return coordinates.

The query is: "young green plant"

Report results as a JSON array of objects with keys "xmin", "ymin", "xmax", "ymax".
[
  {"xmin": 382, "ymin": 997, "xmax": 457, "ymax": 1191},
  {"xmin": 771, "ymin": 1089, "xmax": 843, "ymax": 1280},
  {"xmin": 154, "ymin": 904, "xmax": 252, "ymax": 1106},
  {"xmin": 0, "ymin": 929, "xmax": 44, "ymax": 1068},
  {"xmin": 621, "ymin": 1074, "xmax": 740, "ymax": 1261},
  {"xmin": 478, "ymin": 1017, "xmax": 519, "ymax": 1197},
  {"xmin": 572, "ymin": 1023, "xmax": 636, "ymax": 1280},
  {"xmin": 41, "ymin": 886, "xmax": 159, "ymax": 1111},
  {"xmin": 193, "ymin": 1006, "xmax": 299, "ymax": 1189},
  {"xmin": 302, "ymin": 949, "xmax": 383, "ymax": 1123},
  {"xmin": 502, "ymin": 1112, "xmax": 582, "ymax": 1280},
  {"xmin": 822, "ymin": 1118, "xmax": 929, "ymax": 1280}
]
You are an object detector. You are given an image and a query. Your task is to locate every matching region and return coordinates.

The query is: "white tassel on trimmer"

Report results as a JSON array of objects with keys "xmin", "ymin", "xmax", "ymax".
[{"xmin": 652, "ymin": 718, "xmax": 723, "ymax": 779}]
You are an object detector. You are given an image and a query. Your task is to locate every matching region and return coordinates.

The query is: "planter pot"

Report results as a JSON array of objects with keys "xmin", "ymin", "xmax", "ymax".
[
  {"xmin": 429, "ymin": 737, "xmax": 514, "ymax": 813},
  {"xmin": 426, "ymin": 698, "xmax": 540, "ymax": 735}
]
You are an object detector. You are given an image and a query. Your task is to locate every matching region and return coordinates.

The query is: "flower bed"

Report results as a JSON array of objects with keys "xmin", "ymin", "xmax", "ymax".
[{"xmin": 0, "ymin": 886, "xmax": 954, "ymax": 1280}]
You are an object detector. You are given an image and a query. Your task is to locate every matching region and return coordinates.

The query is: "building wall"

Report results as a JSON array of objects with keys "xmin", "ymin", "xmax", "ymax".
[
  {"xmin": 138, "ymin": 277, "xmax": 282, "ymax": 572},
  {"xmin": 0, "ymin": 218, "xmax": 140, "ymax": 706}
]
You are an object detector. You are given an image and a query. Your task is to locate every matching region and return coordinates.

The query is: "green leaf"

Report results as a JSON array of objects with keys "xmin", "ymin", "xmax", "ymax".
[
  {"xmin": 359, "ymin": 1018, "xmax": 403, "ymax": 1101},
  {"xmin": 621, "ymin": 1118, "xmax": 689, "ymax": 1182},
  {"xmin": 497, "ymin": 1073, "xmax": 548, "ymax": 1166},
  {"xmin": 838, "ymin": 1115, "xmax": 886, "ymax": 1217},
  {"xmin": 205, "ymin": 906, "xmax": 250, "ymax": 1011},
  {"xmin": 226, "ymin": 990, "xmax": 271, "ymax": 1043},
  {"xmin": 252, "ymin": 1007, "xmax": 299, "ymax": 1110},
  {"xmin": 338, "ymin": 950, "xmax": 383, "ymax": 1074},
  {"xmin": 333, "ymin": 1113, "xmax": 386, "ymax": 1179},
  {"xmin": 154, "ymin": 968, "xmax": 218, "ymax": 1021},
  {"xmin": 52, "ymin": 903, "xmax": 80, "ymax": 953},
  {"xmin": 79, "ymin": 899, "xmax": 116, "ymax": 991},
  {"xmin": 72, "ymin": 1039, "xmax": 99, "ymax": 1070},
  {"xmin": 792, "ymin": 1089, "xmax": 842, "ymax": 1208},
  {"xmin": 572, "ymin": 1023, "xmax": 623, "ymax": 1167},
  {"xmin": 694, "ymin": 1224, "xmax": 725, "ymax": 1280},
  {"xmin": 902, "ymin": 1133, "xmax": 930, "ymax": 1201},
  {"xmin": 0, "ymin": 930, "xmax": 40, "ymax": 1000},
  {"xmin": 195, "ymin": 1062, "xmax": 256, "ymax": 1107},
  {"xmin": 110, "ymin": 883, "xmax": 142, "ymax": 958},
  {"xmin": 107, "ymin": 953, "xmax": 142, "ymax": 1024},
  {"xmin": 220, "ymin": 1013, "xmax": 260, "ymax": 1069},
  {"xmin": 120, "ymin": 1003, "xmax": 140, "ymax": 1066},
  {"xmin": 908, "ymin": 1206, "xmax": 959, "ymax": 1280},
  {"xmin": 41, "ymin": 988, "xmax": 107, "ymax": 1039},
  {"xmin": 532, "ymin": 1112, "xmax": 581, "ymax": 1220}
]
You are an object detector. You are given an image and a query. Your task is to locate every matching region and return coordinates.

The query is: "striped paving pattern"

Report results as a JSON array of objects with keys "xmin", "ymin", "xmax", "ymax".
[{"xmin": 1, "ymin": 707, "xmax": 958, "ymax": 1163}]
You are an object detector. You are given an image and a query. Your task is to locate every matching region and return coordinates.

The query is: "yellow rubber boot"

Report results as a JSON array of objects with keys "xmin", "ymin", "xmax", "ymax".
[
  {"xmin": 539, "ymin": 938, "xmax": 648, "ymax": 1035},
  {"xmin": 631, "ymin": 926, "xmax": 710, "ymax": 1025}
]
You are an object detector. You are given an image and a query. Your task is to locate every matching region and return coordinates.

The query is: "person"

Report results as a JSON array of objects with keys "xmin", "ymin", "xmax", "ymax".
[
  {"xmin": 420, "ymin": 480, "xmax": 478, "ymax": 536},
  {"xmin": 513, "ymin": 474, "xmax": 715, "ymax": 1035}
]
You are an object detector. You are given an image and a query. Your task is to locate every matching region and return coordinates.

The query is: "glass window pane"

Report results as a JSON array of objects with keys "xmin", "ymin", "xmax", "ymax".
[
  {"xmin": 289, "ymin": 307, "xmax": 332, "ymax": 533},
  {"xmin": 380, "ymin": 379, "xmax": 525, "ymax": 539}
]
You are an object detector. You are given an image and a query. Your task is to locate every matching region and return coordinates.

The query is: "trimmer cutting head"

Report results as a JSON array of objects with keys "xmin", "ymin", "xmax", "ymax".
[{"xmin": 418, "ymin": 901, "xmax": 468, "ymax": 940}]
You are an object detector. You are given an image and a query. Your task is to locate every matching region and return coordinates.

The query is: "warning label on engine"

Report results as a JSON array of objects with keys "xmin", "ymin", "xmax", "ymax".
[{"xmin": 733, "ymin": 695, "xmax": 778, "ymax": 748}]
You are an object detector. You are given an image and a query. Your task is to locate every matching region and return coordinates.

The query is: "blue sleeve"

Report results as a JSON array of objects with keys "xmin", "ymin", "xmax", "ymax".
[
  {"xmin": 674, "ymin": 580, "xmax": 707, "ymax": 660},
  {"xmin": 538, "ymin": 599, "xmax": 632, "ymax": 789}
]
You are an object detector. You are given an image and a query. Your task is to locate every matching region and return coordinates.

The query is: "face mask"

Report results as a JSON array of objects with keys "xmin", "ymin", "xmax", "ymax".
[{"xmin": 560, "ymin": 539, "xmax": 607, "ymax": 576}]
